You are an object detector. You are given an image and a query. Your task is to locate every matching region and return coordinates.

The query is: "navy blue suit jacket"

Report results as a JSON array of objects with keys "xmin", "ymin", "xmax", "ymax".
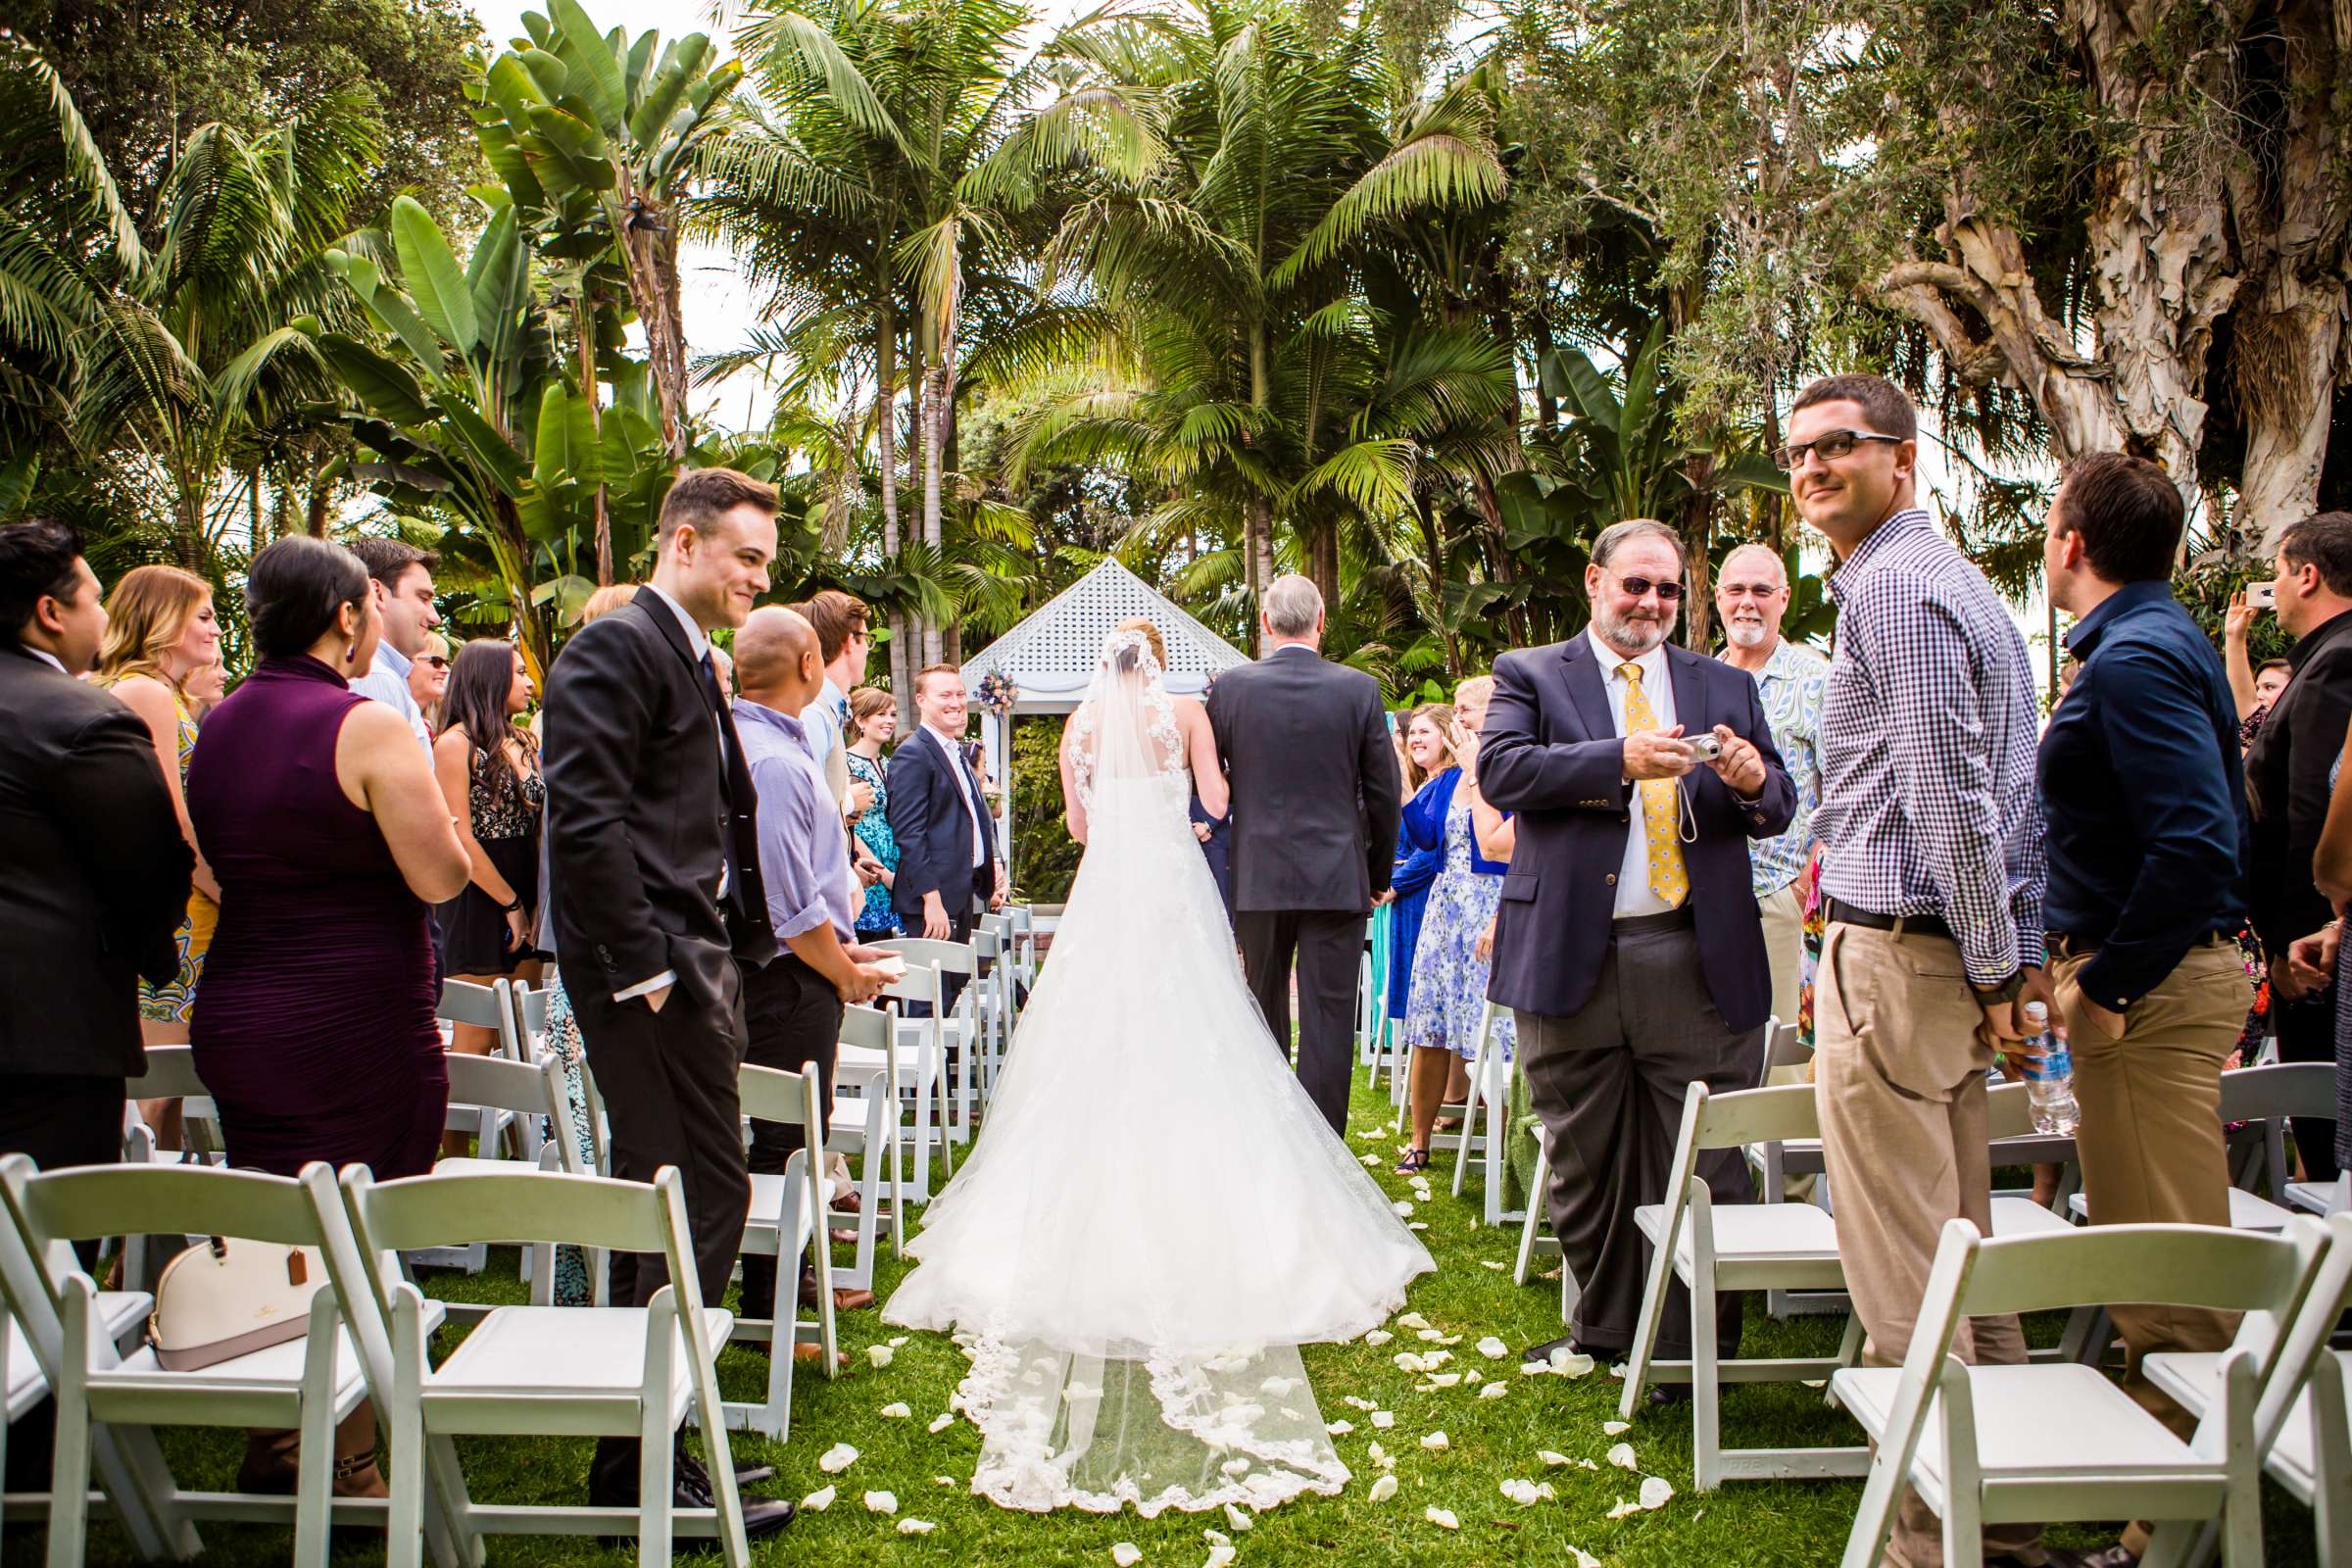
[
  {"xmin": 884, "ymin": 728, "xmax": 998, "ymax": 927},
  {"xmin": 1477, "ymin": 636, "xmax": 1795, "ymax": 1028}
]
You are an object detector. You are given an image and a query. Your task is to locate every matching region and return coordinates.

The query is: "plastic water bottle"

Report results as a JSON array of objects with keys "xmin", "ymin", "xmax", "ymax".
[{"xmin": 2019, "ymin": 1001, "xmax": 2080, "ymax": 1136}]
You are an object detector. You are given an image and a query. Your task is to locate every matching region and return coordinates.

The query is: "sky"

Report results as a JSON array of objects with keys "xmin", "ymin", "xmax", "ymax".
[{"xmin": 459, "ymin": 0, "xmax": 2063, "ymax": 682}]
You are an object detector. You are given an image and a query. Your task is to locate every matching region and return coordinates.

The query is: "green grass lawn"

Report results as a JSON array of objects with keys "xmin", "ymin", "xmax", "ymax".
[{"xmin": 11, "ymin": 1075, "xmax": 2327, "ymax": 1566}]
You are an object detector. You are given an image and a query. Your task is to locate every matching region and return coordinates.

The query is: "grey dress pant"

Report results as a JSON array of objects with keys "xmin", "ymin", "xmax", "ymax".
[{"xmin": 1514, "ymin": 910, "xmax": 1752, "ymax": 1358}]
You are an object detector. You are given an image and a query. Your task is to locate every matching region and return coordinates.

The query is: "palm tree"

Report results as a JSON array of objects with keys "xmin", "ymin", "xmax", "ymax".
[{"xmin": 1008, "ymin": 0, "xmax": 1508, "ymax": 639}]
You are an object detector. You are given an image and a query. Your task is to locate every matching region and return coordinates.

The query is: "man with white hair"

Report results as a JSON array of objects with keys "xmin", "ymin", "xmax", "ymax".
[
  {"xmin": 1714, "ymin": 542, "xmax": 1828, "ymax": 1029},
  {"xmin": 1208, "ymin": 573, "xmax": 1402, "ymax": 1133}
]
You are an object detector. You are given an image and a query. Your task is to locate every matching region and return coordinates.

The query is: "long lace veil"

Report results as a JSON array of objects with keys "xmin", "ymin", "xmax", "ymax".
[{"xmin": 1067, "ymin": 627, "xmax": 1186, "ymax": 820}]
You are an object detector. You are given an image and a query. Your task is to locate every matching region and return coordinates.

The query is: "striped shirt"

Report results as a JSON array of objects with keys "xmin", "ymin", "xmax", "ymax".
[
  {"xmin": 1813, "ymin": 508, "xmax": 2046, "ymax": 986},
  {"xmin": 1741, "ymin": 637, "xmax": 1829, "ymax": 897}
]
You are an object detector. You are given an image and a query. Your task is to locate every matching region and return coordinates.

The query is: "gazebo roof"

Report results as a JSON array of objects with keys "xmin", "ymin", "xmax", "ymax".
[{"xmin": 961, "ymin": 558, "xmax": 1250, "ymax": 707}]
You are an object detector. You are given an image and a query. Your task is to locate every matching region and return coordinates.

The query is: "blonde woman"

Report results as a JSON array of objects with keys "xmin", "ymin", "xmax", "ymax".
[{"xmin": 95, "ymin": 566, "xmax": 223, "ymax": 1057}]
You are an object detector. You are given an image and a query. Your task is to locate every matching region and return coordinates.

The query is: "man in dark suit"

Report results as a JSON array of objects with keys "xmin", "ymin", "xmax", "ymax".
[
  {"xmin": 885, "ymin": 663, "xmax": 1003, "ymax": 1006},
  {"xmin": 1479, "ymin": 518, "xmax": 1793, "ymax": 1374},
  {"xmin": 2244, "ymin": 510, "xmax": 2352, "ymax": 1181},
  {"xmin": 541, "ymin": 469, "xmax": 793, "ymax": 1539},
  {"xmin": 0, "ymin": 520, "xmax": 192, "ymax": 1173},
  {"xmin": 1207, "ymin": 574, "xmax": 1401, "ymax": 1134}
]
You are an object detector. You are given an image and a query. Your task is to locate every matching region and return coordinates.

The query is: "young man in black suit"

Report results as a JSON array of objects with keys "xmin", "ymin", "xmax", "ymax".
[
  {"xmin": 541, "ymin": 468, "xmax": 794, "ymax": 1540},
  {"xmin": 1479, "ymin": 518, "xmax": 1793, "ymax": 1374},
  {"xmin": 885, "ymin": 662, "xmax": 1003, "ymax": 980},
  {"xmin": 0, "ymin": 520, "xmax": 192, "ymax": 1173},
  {"xmin": 1206, "ymin": 574, "xmax": 1402, "ymax": 1135}
]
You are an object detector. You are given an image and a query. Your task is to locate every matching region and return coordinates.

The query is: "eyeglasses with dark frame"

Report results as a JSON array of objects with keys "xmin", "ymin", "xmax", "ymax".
[
  {"xmin": 1603, "ymin": 570, "xmax": 1685, "ymax": 602},
  {"xmin": 1770, "ymin": 428, "xmax": 1904, "ymax": 472},
  {"xmin": 422, "ymin": 656, "xmax": 450, "ymax": 669}
]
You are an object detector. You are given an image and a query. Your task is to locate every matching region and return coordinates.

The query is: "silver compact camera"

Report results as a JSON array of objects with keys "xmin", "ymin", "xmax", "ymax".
[{"xmin": 1685, "ymin": 734, "xmax": 1723, "ymax": 763}]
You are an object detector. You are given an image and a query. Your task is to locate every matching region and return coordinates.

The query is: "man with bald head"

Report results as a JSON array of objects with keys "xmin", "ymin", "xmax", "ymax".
[
  {"xmin": 732, "ymin": 605, "xmax": 895, "ymax": 1325},
  {"xmin": 1714, "ymin": 543, "xmax": 1828, "ymax": 1029}
]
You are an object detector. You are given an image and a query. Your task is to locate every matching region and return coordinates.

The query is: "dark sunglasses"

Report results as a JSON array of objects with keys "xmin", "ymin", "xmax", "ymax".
[
  {"xmin": 1771, "ymin": 428, "xmax": 1903, "ymax": 471},
  {"xmin": 422, "ymin": 656, "xmax": 450, "ymax": 669},
  {"xmin": 1606, "ymin": 571, "xmax": 1685, "ymax": 602}
]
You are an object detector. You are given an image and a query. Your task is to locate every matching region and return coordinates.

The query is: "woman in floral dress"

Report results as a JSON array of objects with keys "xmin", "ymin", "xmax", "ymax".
[{"xmin": 845, "ymin": 685, "xmax": 903, "ymax": 938}]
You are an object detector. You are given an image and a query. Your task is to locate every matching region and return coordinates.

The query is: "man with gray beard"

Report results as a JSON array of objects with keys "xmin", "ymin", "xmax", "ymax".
[
  {"xmin": 1714, "ymin": 543, "xmax": 1828, "ymax": 1029},
  {"xmin": 1479, "ymin": 519, "xmax": 1794, "ymax": 1376}
]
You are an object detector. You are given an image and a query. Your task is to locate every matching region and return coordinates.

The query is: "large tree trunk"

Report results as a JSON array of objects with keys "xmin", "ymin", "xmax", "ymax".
[
  {"xmin": 2230, "ymin": 0, "xmax": 2352, "ymax": 549},
  {"xmin": 1679, "ymin": 458, "xmax": 1716, "ymax": 650},
  {"xmin": 1876, "ymin": 3, "xmax": 2244, "ymax": 519}
]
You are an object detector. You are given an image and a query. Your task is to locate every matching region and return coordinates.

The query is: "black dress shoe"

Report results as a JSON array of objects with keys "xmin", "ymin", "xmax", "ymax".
[
  {"xmin": 672, "ymin": 1446, "xmax": 777, "ymax": 1493},
  {"xmin": 1645, "ymin": 1383, "xmax": 1692, "ymax": 1406},
  {"xmin": 592, "ymin": 1479, "xmax": 796, "ymax": 1551}
]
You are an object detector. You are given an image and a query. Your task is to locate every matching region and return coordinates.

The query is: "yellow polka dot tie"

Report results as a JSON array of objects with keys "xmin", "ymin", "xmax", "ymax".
[{"xmin": 1618, "ymin": 662, "xmax": 1689, "ymax": 908}]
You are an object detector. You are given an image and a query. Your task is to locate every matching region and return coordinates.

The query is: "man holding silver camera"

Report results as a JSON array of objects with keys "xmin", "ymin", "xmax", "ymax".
[{"xmin": 1479, "ymin": 517, "xmax": 1794, "ymax": 1375}]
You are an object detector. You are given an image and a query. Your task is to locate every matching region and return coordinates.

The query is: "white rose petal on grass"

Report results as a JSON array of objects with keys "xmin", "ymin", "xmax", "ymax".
[
  {"xmin": 1606, "ymin": 1497, "xmax": 1643, "ymax": 1520},
  {"xmin": 1224, "ymin": 1503, "xmax": 1253, "ymax": 1533},
  {"xmin": 1425, "ymin": 1507, "xmax": 1460, "ymax": 1531},
  {"xmin": 1640, "ymin": 1475, "xmax": 1676, "ymax": 1510},
  {"xmin": 1344, "ymin": 1395, "xmax": 1377, "ymax": 1410},
  {"xmin": 1407, "ymin": 1221, "xmax": 1429, "ymax": 1231},
  {"xmin": 1370, "ymin": 1410, "xmax": 1395, "ymax": 1429},
  {"xmin": 1569, "ymin": 1548, "xmax": 1601, "ymax": 1568},
  {"xmin": 1361, "ymin": 1154, "xmax": 1382, "ymax": 1167},
  {"xmin": 1478, "ymin": 1381, "xmax": 1509, "ymax": 1400},
  {"xmin": 1112, "ymin": 1545, "xmax": 1144, "ymax": 1568},
  {"xmin": 1537, "ymin": 1450, "xmax": 1573, "ymax": 1468},
  {"xmin": 933, "ymin": 1476, "xmax": 956, "ymax": 1487},
  {"xmin": 1326, "ymin": 1420, "xmax": 1354, "ymax": 1436},
  {"xmin": 1367, "ymin": 1442, "xmax": 1394, "ymax": 1469},
  {"xmin": 863, "ymin": 1490, "xmax": 898, "ymax": 1514},
  {"xmin": 1393, "ymin": 1200, "xmax": 1415, "ymax": 1217},
  {"xmin": 1424, "ymin": 1349, "xmax": 1453, "ymax": 1367},
  {"xmin": 1415, "ymin": 1328, "xmax": 1446, "ymax": 1343},
  {"xmin": 1461, "ymin": 1368, "xmax": 1483, "ymax": 1385},
  {"xmin": 1499, "ymin": 1478, "xmax": 1541, "ymax": 1506},
  {"xmin": 888, "ymin": 1335, "xmax": 908, "ymax": 1348},
  {"xmin": 879, "ymin": 1402, "xmax": 911, "ymax": 1419},
  {"xmin": 1396, "ymin": 1312, "xmax": 1431, "ymax": 1330},
  {"xmin": 1201, "ymin": 1529, "xmax": 1231, "ymax": 1548},
  {"xmin": 801, "ymin": 1485, "xmax": 837, "ymax": 1512},
  {"xmin": 928, "ymin": 1412, "xmax": 956, "ymax": 1434},
  {"xmin": 1420, "ymin": 1431, "xmax": 1450, "ymax": 1451},
  {"xmin": 1392, "ymin": 1351, "xmax": 1429, "ymax": 1374},
  {"xmin": 1606, "ymin": 1442, "xmax": 1639, "ymax": 1471},
  {"xmin": 817, "ymin": 1444, "xmax": 858, "ymax": 1474},
  {"xmin": 1204, "ymin": 1546, "xmax": 1237, "ymax": 1568},
  {"xmin": 1547, "ymin": 1350, "xmax": 1596, "ymax": 1379},
  {"xmin": 1363, "ymin": 1330, "xmax": 1394, "ymax": 1347},
  {"xmin": 866, "ymin": 1345, "xmax": 895, "ymax": 1368},
  {"xmin": 1368, "ymin": 1474, "xmax": 1399, "ymax": 1502},
  {"xmin": 1481, "ymin": 1260, "xmax": 1507, "ymax": 1271},
  {"xmin": 897, "ymin": 1519, "xmax": 936, "ymax": 1536},
  {"xmin": 1476, "ymin": 1336, "xmax": 1509, "ymax": 1359},
  {"xmin": 1536, "ymin": 1482, "xmax": 1558, "ymax": 1501},
  {"xmin": 1603, "ymin": 1420, "xmax": 1630, "ymax": 1436}
]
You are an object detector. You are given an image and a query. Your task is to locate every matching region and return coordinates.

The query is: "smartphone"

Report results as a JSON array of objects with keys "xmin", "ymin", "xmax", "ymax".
[{"xmin": 2249, "ymin": 581, "xmax": 2278, "ymax": 609}]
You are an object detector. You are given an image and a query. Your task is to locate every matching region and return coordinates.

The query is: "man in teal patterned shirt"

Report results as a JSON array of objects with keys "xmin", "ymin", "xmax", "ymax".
[{"xmin": 1715, "ymin": 543, "xmax": 1827, "ymax": 1028}]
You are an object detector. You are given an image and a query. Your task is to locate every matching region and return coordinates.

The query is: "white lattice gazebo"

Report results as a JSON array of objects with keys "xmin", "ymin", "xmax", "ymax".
[{"xmin": 960, "ymin": 558, "xmax": 1250, "ymax": 877}]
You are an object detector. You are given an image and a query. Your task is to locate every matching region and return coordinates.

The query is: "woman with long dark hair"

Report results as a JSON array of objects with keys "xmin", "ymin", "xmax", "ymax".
[{"xmin": 431, "ymin": 638, "xmax": 544, "ymax": 1066}]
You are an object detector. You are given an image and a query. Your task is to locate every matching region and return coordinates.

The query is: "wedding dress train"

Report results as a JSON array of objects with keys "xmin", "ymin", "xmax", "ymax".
[{"xmin": 882, "ymin": 631, "xmax": 1432, "ymax": 1516}]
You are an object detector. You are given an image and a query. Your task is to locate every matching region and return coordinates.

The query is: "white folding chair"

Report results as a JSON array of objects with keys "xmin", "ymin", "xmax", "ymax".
[
  {"xmin": 120, "ymin": 1046, "xmax": 226, "ymax": 1168},
  {"xmin": 867, "ymin": 944, "xmax": 958, "ymax": 1203},
  {"xmin": 2, "ymin": 1230, "xmax": 161, "ymax": 1559},
  {"xmin": 1445, "ymin": 1003, "xmax": 1518, "ymax": 1227},
  {"xmin": 730, "ymin": 1060, "xmax": 838, "ymax": 1439},
  {"xmin": 1, "ymin": 1155, "xmax": 426, "ymax": 1568},
  {"xmin": 2216, "ymin": 1061, "xmax": 2339, "ymax": 1200},
  {"xmin": 432, "ymin": 1051, "xmax": 588, "ymax": 1311},
  {"xmin": 1513, "ymin": 1122, "xmax": 1562, "ymax": 1286},
  {"xmin": 436, "ymin": 977, "xmax": 519, "ymax": 1060},
  {"xmin": 826, "ymin": 1004, "xmax": 904, "ymax": 1292},
  {"xmin": 2143, "ymin": 1209, "xmax": 2352, "ymax": 1566},
  {"xmin": 1833, "ymin": 1218, "xmax": 2328, "ymax": 1568},
  {"xmin": 333, "ymin": 1163, "xmax": 751, "ymax": 1568},
  {"xmin": 874, "ymin": 936, "xmax": 981, "ymax": 1153},
  {"xmin": 2287, "ymin": 1172, "xmax": 2352, "ymax": 1219}
]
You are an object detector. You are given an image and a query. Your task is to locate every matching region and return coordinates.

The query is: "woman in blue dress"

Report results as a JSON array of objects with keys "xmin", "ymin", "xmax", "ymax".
[
  {"xmin": 1386, "ymin": 707, "xmax": 1451, "ymax": 1038},
  {"xmin": 1396, "ymin": 700, "xmax": 1513, "ymax": 1172},
  {"xmin": 845, "ymin": 686, "xmax": 903, "ymax": 938}
]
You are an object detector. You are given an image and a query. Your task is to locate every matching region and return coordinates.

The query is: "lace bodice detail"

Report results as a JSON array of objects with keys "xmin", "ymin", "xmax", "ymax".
[{"xmin": 1067, "ymin": 628, "xmax": 1189, "ymax": 813}]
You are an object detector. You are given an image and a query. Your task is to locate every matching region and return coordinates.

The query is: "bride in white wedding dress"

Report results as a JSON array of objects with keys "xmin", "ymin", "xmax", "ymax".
[{"xmin": 883, "ymin": 621, "xmax": 1433, "ymax": 1517}]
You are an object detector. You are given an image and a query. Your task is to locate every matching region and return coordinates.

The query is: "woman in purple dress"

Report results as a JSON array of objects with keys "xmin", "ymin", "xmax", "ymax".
[{"xmin": 188, "ymin": 537, "xmax": 470, "ymax": 1185}]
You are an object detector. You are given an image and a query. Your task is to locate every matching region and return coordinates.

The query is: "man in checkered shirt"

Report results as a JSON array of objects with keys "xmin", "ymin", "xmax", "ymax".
[{"xmin": 1793, "ymin": 374, "xmax": 2072, "ymax": 1568}]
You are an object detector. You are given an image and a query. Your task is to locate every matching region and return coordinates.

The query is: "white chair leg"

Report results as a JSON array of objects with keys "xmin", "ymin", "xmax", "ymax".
[
  {"xmin": 2314, "ymin": 1361, "xmax": 2352, "ymax": 1568},
  {"xmin": 1690, "ymin": 1242, "xmax": 1721, "ymax": 1494},
  {"xmin": 1619, "ymin": 1185, "xmax": 1689, "ymax": 1419},
  {"xmin": 1514, "ymin": 1143, "xmax": 1550, "ymax": 1287},
  {"xmin": 2220, "ymin": 1352, "xmax": 2265, "ymax": 1568},
  {"xmin": 637, "ymin": 1403, "xmax": 672, "ymax": 1568},
  {"xmin": 1936, "ymin": 1367, "xmax": 1982, "ymax": 1568},
  {"xmin": 45, "ymin": 1298, "xmax": 93, "ymax": 1568}
]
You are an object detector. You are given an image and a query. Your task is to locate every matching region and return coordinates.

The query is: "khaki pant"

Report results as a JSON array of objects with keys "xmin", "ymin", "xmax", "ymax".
[
  {"xmin": 1815, "ymin": 922, "xmax": 2038, "ymax": 1568},
  {"xmin": 1759, "ymin": 879, "xmax": 1806, "ymax": 1032},
  {"xmin": 2054, "ymin": 939, "xmax": 2247, "ymax": 1556}
]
